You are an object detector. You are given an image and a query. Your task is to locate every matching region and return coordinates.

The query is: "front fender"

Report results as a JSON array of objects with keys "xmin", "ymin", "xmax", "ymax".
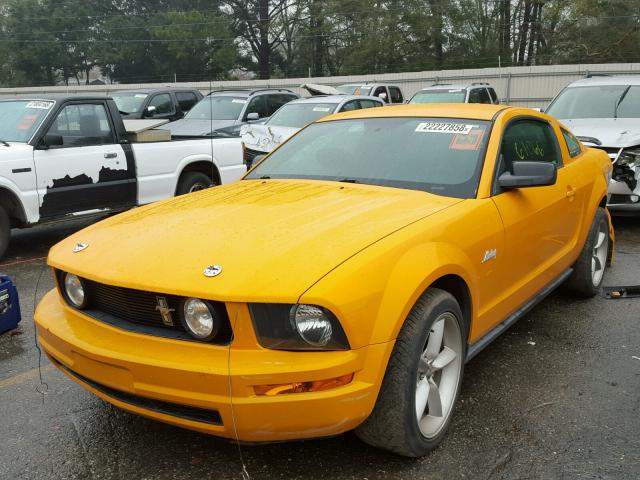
[
  {"xmin": 0, "ymin": 176, "xmax": 37, "ymax": 224},
  {"xmin": 299, "ymin": 236, "xmax": 477, "ymax": 350}
]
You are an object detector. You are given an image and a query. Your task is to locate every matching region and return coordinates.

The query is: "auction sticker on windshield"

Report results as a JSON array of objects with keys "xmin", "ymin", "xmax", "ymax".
[
  {"xmin": 415, "ymin": 122, "xmax": 476, "ymax": 134},
  {"xmin": 26, "ymin": 101, "xmax": 54, "ymax": 110}
]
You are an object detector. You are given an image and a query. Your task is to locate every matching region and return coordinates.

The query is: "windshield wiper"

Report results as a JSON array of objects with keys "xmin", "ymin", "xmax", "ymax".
[
  {"xmin": 614, "ymin": 85, "xmax": 631, "ymax": 119},
  {"xmin": 0, "ymin": 140, "xmax": 9, "ymax": 147},
  {"xmin": 338, "ymin": 178, "xmax": 359, "ymax": 183},
  {"xmin": 259, "ymin": 175, "xmax": 271, "ymax": 179}
]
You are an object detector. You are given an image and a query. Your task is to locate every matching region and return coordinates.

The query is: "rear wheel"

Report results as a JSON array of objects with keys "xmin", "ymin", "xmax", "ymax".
[
  {"xmin": 0, "ymin": 207, "xmax": 10, "ymax": 259},
  {"xmin": 564, "ymin": 207, "xmax": 610, "ymax": 297},
  {"xmin": 176, "ymin": 172, "xmax": 214, "ymax": 195},
  {"xmin": 356, "ymin": 288, "xmax": 466, "ymax": 457}
]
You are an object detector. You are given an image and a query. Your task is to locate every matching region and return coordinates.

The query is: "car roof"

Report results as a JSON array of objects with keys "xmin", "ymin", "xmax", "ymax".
[
  {"xmin": 208, "ymin": 88, "xmax": 296, "ymax": 97},
  {"xmin": 113, "ymin": 87, "xmax": 199, "ymax": 95},
  {"xmin": 418, "ymin": 83, "xmax": 491, "ymax": 92},
  {"xmin": 318, "ymin": 103, "xmax": 508, "ymax": 122},
  {"xmin": 289, "ymin": 95, "xmax": 380, "ymax": 105},
  {"xmin": 340, "ymin": 83, "xmax": 400, "ymax": 88},
  {"xmin": 0, "ymin": 94, "xmax": 108, "ymax": 102},
  {"xmin": 566, "ymin": 75, "xmax": 640, "ymax": 87}
]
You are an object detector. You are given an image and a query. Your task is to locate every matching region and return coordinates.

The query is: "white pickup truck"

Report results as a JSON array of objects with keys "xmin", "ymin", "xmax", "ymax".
[{"xmin": 0, "ymin": 95, "xmax": 246, "ymax": 257}]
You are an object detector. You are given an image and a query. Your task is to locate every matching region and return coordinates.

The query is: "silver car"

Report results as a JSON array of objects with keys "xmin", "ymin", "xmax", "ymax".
[
  {"xmin": 546, "ymin": 75, "xmax": 640, "ymax": 213},
  {"xmin": 242, "ymin": 95, "xmax": 384, "ymax": 167}
]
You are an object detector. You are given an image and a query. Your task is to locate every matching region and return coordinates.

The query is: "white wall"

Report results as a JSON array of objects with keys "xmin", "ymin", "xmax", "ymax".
[{"xmin": 1, "ymin": 63, "xmax": 640, "ymax": 108}]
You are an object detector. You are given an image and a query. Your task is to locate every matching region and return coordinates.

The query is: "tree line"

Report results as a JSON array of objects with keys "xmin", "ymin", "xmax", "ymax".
[{"xmin": 0, "ymin": 0, "xmax": 639, "ymax": 87}]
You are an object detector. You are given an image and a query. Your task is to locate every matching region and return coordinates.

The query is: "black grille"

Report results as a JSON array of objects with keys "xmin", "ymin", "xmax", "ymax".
[
  {"xmin": 84, "ymin": 280, "xmax": 182, "ymax": 329},
  {"xmin": 56, "ymin": 271, "xmax": 232, "ymax": 344}
]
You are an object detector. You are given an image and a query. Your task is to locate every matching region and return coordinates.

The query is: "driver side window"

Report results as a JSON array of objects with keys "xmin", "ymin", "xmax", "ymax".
[
  {"xmin": 245, "ymin": 95, "xmax": 268, "ymax": 120},
  {"xmin": 498, "ymin": 119, "xmax": 562, "ymax": 177},
  {"xmin": 148, "ymin": 93, "xmax": 175, "ymax": 115},
  {"xmin": 48, "ymin": 103, "xmax": 115, "ymax": 147}
]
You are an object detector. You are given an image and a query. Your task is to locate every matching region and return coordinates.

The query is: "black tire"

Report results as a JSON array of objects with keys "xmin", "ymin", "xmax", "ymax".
[
  {"xmin": 355, "ymin": 288, "xmax": 467, "ymax": 457},
  {"xmin": 0, "ymin": 207, "xmax": 10, "ymax": 260},
  {"xmin": 176, "ymin": 172, "xmax": 214, "ymax": 195},
  {"xmin": 564, "ymin": 207, "xmax": 610, "ymax": 297}
]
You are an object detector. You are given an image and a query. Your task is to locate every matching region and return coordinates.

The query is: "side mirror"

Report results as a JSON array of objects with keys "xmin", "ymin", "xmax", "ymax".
[
  {"xmin": 377, "ymin": 92, "xmax": 388, "ymax": 101},
  {"xmin": 498, "ymin": 161, "xmax": 557, "ymax": 189},
  {"xmin": 145, "ymin": 105, "xmax": 157, "ymax": 117},
  {"xmin": 247, "ymin": 112, "xmax": 260, "ymax": 121},
  {"xmin": 39, "ymin": 133, "xmax": 64, "ymax": 149}
]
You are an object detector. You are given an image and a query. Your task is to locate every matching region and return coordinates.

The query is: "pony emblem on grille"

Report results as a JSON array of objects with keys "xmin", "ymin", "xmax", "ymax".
[{"xmin": 155, "ymin": 296, "xmax": 175, "ymax": 326}]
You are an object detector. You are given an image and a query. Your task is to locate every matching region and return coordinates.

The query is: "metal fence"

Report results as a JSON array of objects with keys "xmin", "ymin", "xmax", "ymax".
[{"xmin": 1, "ymin": 62, "xmax": 640, "ymax": 107}]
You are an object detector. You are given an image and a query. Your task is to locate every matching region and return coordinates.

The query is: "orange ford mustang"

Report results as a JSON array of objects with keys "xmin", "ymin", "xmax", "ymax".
[{"xmin": 35, "ymin": 104, "xmax": 613, "ymax": 456}]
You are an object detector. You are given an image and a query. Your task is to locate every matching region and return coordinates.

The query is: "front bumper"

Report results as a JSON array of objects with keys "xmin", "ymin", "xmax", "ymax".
[
  {"xmin": 35, "ymin": 290, "xmax": 392, "ymax": 442},
  {"xmin": 608, "ymin": 175, "xmax": 640, "ymax": 213}
]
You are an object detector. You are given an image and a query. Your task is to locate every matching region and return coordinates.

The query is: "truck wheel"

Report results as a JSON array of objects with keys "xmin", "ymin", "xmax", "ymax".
[
  {"xmin": 564, "ymin": 207, "xmax": 610, "ymax": 297},
  {"xmin": 356, "ymin": 288, "xmax": 466, "ymax": 457},
  {"xmin": 176, "ymin": 172, "xmax": 214, "ymax": 195},
  {"xmin": 0, "ymin": 207, "xmax": 10, "ymax": 259}
]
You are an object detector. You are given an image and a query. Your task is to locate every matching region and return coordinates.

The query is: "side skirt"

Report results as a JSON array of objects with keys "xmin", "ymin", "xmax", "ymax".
[{"xmin": 465, "ymin": 268, "xmax": 573, "ymax": 363}]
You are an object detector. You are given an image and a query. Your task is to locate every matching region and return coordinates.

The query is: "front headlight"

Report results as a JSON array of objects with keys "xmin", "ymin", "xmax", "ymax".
[
  {"xmin": 182, "ymin": 298, "xmax": 219, "ymax": 341},
  {"xmin": 62, "ymin": 273, "xmax": 87, "ymax": 309},
  {"xmin": 249, "ymin": 303, "xmax": 350, "ymax": 351},
  {"xmin": 617, "ymin": 148, "xmax": 640, "ymax": 168}
]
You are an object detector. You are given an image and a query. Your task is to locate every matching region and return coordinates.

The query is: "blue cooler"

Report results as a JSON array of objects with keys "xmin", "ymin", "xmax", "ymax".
[{"xmin": 0, "ymin": 275, "xmax": 21, "ymax": 334}]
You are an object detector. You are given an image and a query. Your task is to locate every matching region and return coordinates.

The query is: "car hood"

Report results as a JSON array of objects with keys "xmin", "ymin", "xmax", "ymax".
[
  {"xmin": 166, "ymin": 118, "xmax": 236, "ymax": 136},
  {"xmin": 560, "ymin": 118, "xmax": 640, "ymax": 148},
  {"xmin": 241, "ymin": 124, "xmax": 300, "ymax": 153},
  {"xmin": 48, "ymin": 179, "xmax": 461, "ymax": 302}
]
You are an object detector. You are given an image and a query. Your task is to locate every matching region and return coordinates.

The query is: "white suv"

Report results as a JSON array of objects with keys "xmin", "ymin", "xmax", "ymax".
[{"xmin": 409, "ymin": 82, "xmax": 499, "ymax": 105}]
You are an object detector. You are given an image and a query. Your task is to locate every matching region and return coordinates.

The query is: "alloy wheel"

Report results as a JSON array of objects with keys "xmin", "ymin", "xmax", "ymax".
[
  {"xmin": 591, "ymin": 223, "xmax": 608, "ymax": 287},
  {"xmin": 415, "ymin": 312, "xmax": 463, "ymax": 439}
]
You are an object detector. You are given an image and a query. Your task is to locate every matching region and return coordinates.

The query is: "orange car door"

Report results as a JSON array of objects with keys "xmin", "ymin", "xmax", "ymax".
[{"xmin": 490, "ymin": 117, "xmax": 582, "ymax": 315}]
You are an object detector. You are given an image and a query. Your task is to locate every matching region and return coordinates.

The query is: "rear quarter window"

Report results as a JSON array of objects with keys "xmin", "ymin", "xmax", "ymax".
[{"xmin": 562, "ymin": 129, "xmax": 582, "ymax": 157}]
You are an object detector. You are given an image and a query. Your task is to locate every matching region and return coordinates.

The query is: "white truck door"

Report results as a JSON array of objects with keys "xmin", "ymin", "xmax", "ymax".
[{"xmin": 33, "ymin": 101, "xmax": 134, "ymax": 219}]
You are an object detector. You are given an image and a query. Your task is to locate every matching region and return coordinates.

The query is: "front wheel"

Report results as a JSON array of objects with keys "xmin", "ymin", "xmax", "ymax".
[
  {"xmin": 356, "ymin": 288, "xmax": 466, "ymax": 457},
  {"xmin": 176, "ymin": 172, "xmax": 214, "ymax": 195},
  {"xmin": 564, "ymin": 207, "xmax": 610, "ymax": 297}
]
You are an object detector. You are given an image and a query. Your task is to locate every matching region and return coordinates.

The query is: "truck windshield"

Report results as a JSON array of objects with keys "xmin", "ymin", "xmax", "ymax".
[
  {"xmin": 185, "ymin": 96, "xmax": 246, "ymax": 120},
  {"xmin": 410, "ymin": 90, "xmax": 467, "ymax": 104},
  {"xmin": 0, "ymin": 100, "xmax": 53, "ymax": 143},
  {"xmin": 267, "ymin": 103, "xmax": 335, "ymax": 128},
  {"xmin": 247, "ymin": 117, "xmax": 490, "ymax": 198},
  {"xmin": 547, "ymin": 85, "xmax": 640, "ymax": 119},
  {"xmin": 112, "ymin": 93, "xmax": 148, "ymax": 114}
]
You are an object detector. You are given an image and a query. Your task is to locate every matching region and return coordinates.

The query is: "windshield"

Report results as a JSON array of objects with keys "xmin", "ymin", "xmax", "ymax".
[
  {"xmin": 112, "ymin": 93, "xmax": 148, "ymax": 114},
  {"xmin": 267, "ymin": 103, "xmax": 336, "ymax": 128},
  {"xmin": 0, "ymin": 100, "xmax": 53, "ymax": 142},
  {"xmin": 185, "ymin": 96, "xmax": 246, "ymax": 120},
  {"xmin": 247, "ymin": 117, "xmax": 490, "ymax": 198},
  {"xmin": 337, "ymin": 85, "xmax": 373, "ymax": 96},
  {"xmin": 547, "ymin": 85, "xmax": 640, "ymax": 119},
  {"xmin": 410, "ymin": 90, "xmax": 467, "ymax": 104}
]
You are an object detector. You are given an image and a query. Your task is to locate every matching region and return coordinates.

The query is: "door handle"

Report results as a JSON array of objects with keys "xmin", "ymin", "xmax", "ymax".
[
  {"xmin": 566, "ymin": 186, "xmax": 576, "ymax": 198},
  {"xmin": 104, "ymin": 152, "xmax": 117, "ymax": 159}
]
